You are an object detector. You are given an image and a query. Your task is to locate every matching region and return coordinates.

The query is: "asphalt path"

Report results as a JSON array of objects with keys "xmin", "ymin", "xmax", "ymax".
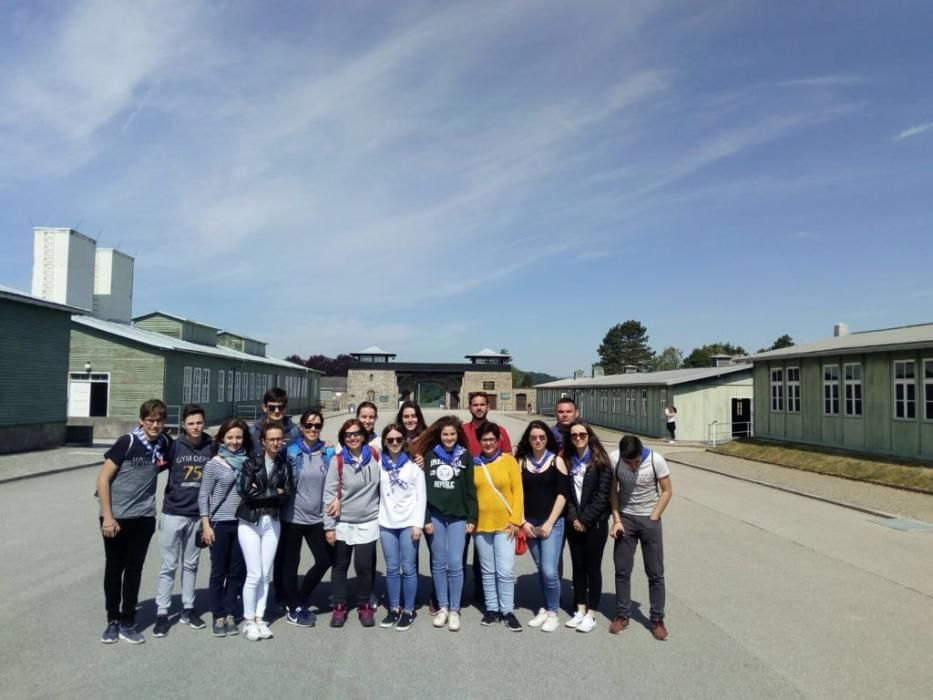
[{"xmin": 3, "ymin": 409, "xmax": 932, "ymax": 699}]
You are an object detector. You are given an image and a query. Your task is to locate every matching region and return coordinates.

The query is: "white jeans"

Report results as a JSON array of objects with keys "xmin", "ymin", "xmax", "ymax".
[{"xmin": 238, "ymin": 515, "xmax": 280, "ymax": 620}]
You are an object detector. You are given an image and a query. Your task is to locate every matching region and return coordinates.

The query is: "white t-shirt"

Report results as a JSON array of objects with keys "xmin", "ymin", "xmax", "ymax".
[{"xmin": 610, "ymin": 448, "xmax": 671, "ymax": 517}]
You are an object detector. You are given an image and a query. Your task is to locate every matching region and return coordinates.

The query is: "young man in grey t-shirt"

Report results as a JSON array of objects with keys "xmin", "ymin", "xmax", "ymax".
[{"xmin": 608, "ymin": 435, "xmax": 673, "ymax": 640}]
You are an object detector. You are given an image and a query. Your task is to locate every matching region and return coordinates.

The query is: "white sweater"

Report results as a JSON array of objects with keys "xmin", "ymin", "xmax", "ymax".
[{"xmin": 378, "ymin": 460, "xmax": 427, "ymax": 529}]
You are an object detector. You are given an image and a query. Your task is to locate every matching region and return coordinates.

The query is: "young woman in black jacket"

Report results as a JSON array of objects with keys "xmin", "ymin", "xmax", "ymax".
[
  {"xmin": 237, "ymin": 422, "xmax": 293, "ymax": 642},
  {"xmin": 562, "ymin": 421, "xmax": 611, "ymax": 633}
]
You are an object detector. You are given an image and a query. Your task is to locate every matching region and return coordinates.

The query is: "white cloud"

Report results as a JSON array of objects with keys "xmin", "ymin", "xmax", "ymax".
[{"xmin": 894, "ymin": 122, "xmax": 933, "ymax": 141}]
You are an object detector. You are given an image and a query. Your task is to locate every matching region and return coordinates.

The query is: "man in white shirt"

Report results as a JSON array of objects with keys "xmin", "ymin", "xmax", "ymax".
[{"xmin": 608, "ymin": 435, "xmax": 673, "ymax": 641}]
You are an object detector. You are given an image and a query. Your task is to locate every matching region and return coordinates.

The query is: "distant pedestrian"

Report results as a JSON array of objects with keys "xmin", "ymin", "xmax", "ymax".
[
  {"xmin": 281, "ymin": 409, "xmax": 336, "ymax": 629},
  {"xmin": 96, "ymin": 399, "xmax": 172, "ymax": 644},
  {"xmin": 664, "ymin": 406, "xmax": 677, "ymax": 444},
  {"xmin": 323, "ymin": 419, "xmax": 381, "ymax": 628},
  {"xmin": 198, "ymin": 419, "xmax": 252, "ymax": 637},
  {"xmin": 237, "ymin": 422, "xmax": 292, "ymax": 641},
  {"xmin": 378, "ymin": 423, "xmax": 426, "ymax": 631},
  {"xmin": 609, "ymin": 435, "xmax": 673, "ymax": 641},
  {"xmin": 153, "ymin": 404, "xmax": 212, "ymax": 638},
  {"xmin": 515, "ymin": 420, "xmax": 569, "ymax": 632},
  {"xmin": 472, "ymin": 422, "xmax": 524, "ymax": 632},
  {"xmin": 414, "ymin": 416, "xmax": 477, "ymax": 632},
  {"xmin": 562, "ymin": 421, "xmax": 612, "ymax": 633}
]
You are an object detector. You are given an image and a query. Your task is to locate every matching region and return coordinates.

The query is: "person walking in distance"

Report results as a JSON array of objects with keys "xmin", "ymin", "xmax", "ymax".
[
  {"xmin": 664, "ymin": 406, "xmax": 677, "ymax": 444},
  {"xmin": 609, "ymin": 435, "xmax": 673, "ymax": 641}
]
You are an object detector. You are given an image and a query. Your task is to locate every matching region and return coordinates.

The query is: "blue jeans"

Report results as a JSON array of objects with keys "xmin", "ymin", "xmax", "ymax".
[
  {"xmin": 474, "ymin": 531, "xmax": 515, "ymax": 614},
  {"xmin": 429, "ymin": 513, "xmax": 466, "ymax": 612},
  {"xmin": 527, "ymin": 517, "xmax": 565, "ymax": 613},
  {"xmin": 380, "ymin": 526, "xmax": 420, "ymax": 612}
]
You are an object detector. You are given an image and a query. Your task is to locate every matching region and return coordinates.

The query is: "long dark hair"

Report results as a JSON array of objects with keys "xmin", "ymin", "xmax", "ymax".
[
  {"xmin": 515, "ymin": 420, "xmax": 560, "ymax": 461},
  {"xmin": 561, "ymin": 420, "xmax": 611, "ymax": 471},
  {"xmin": 381, "ymin": 423, "xmax": 411, "ymax": 458},
  {"xmin": 413, "ymin": 415, "xmax": 468, "ymax": 456},
  {"xmin": 395, "ymin": 400, "xmax": 427, "ymax": 440}
]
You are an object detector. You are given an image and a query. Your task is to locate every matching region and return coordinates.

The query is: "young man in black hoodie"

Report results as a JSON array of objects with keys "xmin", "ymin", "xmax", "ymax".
[{"xmin": 153, "ymin": 405, "xmax": 213, "ymax": 636}]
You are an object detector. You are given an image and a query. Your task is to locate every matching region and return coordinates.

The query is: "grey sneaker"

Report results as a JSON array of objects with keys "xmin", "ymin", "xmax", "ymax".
[
  {"xmin": 212, "ymin": 617, "xmax": 226, "ymax": 637},
  {"xmin": 152, "ymin": 615, "xmax": 170, "ymax": 637},
  {"xmin": 118, "ymin": 624, "xmax": 145, "ymax": 644},
  {"xmin": 101, "ymin": 621, "xmax": 120, "ymax": 644},
  {"xmin": 225, "ymin": 615, "xmax": 239, "ymax": 636}
]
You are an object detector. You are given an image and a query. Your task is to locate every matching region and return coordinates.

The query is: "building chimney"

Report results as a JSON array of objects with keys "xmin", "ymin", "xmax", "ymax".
[
  {"xmin": 592, "ymin": 364, "xmax": 604, "ymax": 378},
  {"xmin": 710, "ymin": 354, "xmax": 732, "ymax": 367},
  {"xmin": 834, "ymin": 323, "xmax": 849, "ymax": 337},
  {"xmin": 573, "ymin": 369, "xmax": 585, "ymax": 380},
  {"xmin": 623, "ymin": 365, "xmax": 639, "ymax": 374}
]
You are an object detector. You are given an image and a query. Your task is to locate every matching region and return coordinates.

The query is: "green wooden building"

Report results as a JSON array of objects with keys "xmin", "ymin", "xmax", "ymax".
[
  {"xmin": 0, "ymin": 285, "xmax": 81, "ymax": 453},
  {"xmin": 535, "ymin": 365, "xmax": 753, "ymax": 443},
  {"xmin": 68, "ymin": 311, "xmax": 320, "ymax": 437},
  {"xmin": 751, "ymin": 323, "xmax": 933, "ymax": 461}
]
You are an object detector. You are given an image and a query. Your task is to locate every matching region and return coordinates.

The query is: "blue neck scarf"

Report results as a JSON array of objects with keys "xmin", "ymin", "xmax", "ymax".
[
  {"xmin": 381, "ymin": 451, "xmax": 411, "ymax": 489},
  {"xmin": 132, "ymin": 426, "xmax": 166, "ymax": 466},
  {"xmin": 570, "ymin": 448, "xmax": 591, "ymax": 477},
  {"xmin": 218, "ymin": 445, "xmax": 249, "ymax": 478},
  {"xmin": 433, "ymin": 443, "xmax": 466, "ymax": 475},
  {"xmin": 474, "ymin": 449, "xmax": 501, "ymax": 466},
  {"xmin": 293, "ymin": 439, "xmax": 326, "ymax": 477},
  {"xmin": 342, "ymin": 444, "xmax": 373, "ymax": 473},
  {"xmin": 528, "ymin": 450, "xmax": 554, "ymax": 473}
]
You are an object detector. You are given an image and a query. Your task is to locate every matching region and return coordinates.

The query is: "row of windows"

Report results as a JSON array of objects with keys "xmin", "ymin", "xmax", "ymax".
[
  {"xmin": 590, "ymin": 388, "xmax": 651, "ymax": 417},
  {"xmin": 183, "ymin": 367, "xmax": 310, "ymax": 405},
  {"xmin": 770, "ymin": 360, "xmax": 933, "ymax": 420}
]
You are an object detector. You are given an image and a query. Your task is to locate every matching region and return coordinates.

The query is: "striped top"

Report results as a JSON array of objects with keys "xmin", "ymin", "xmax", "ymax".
[{"xmin": 198, "ymin": 456, "xmax": 243, "ymax": 522}]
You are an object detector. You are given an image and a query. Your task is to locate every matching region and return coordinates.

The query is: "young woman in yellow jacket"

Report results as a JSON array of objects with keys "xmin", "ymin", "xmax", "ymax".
[{"xmin": 472, "ymin": 421, "xmax": 524, "ymax": 631}]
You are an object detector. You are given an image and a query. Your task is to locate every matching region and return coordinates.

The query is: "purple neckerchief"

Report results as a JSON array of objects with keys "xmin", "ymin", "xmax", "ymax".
[
  {"xmin": 132, "ymin": 426, "xmax": 166, "ymax": 466},
  {"xmin": 473, "ymin": 449, "xmax": 502, "ymax": 466},
  {"xmin": 528, "ymin": 450, "xmax": 554, "ymax": 472},
  {"xmin": 342, "ymin": 444, "xmax": 373, "ymax": 473},
  {"xmin": 570, "ymin": 448, "xmax": 591, "ymax": 477},
  {"xmin": 432, "ymin": 444, "xmax": 467, "ymax": 476},
  {"xmin": 381, "ymin": 451, "xmax": 411, "ymax": 490}
]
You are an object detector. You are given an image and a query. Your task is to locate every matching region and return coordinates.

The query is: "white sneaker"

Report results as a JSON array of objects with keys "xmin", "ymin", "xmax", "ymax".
[
  {"xmin": 542, "ymin": 613, "xmax": 560, "ymax": 633},
  {"xmin": 528, "ymin": 608, "xmax": 548, "ymax": 628},
  {"xmin": 668, "ymin": 440, "xmax": 675, "ymax": 444},
  {"xmin": 565, "ymin": 611, "xmax": 586, "ymax": 628},
  {"xmin": 448, "ymin": 611, "xmax": 461, "ymax": 632},
  {"xmin": 576, "ymin": 615, "xmax": 597, "ymax": 633},
  {"xmin": 244, "ymin": 622, "xmax": 261, "ymax": 641},
  {"xmin": 433, "ymin": 609, "xmax": 449, "ymax": 628},
  {"xmin": 257, "ymin": 621, "xmax": 273, "ymax": 639}
]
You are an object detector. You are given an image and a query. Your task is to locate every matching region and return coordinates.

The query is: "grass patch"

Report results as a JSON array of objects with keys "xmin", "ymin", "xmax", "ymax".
[{"xmin": 711, "ymin": 439, "xmax": 933, "ymax": 494}]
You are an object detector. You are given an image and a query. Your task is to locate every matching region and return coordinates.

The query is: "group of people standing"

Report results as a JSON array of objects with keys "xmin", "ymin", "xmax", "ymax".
[{"xmin": 96, "ymin": 390, "xmax": 672, "ymax": 645}]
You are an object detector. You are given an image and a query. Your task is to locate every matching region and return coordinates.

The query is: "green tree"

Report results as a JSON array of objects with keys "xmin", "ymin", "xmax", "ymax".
[
  {"xmin": 652, "ymin": 346, "xmax": 683, "ymax": 371},
  {"xmin": 597, "ymin": 321, "xmax": 654, "ymax": 374},
  {"xmin": 682, "ymin": 342, "xmax": 747, "ymax": 368},
  {"xmin": 771, "ymin": 334, "xmax": 794, "ymax": 350}
]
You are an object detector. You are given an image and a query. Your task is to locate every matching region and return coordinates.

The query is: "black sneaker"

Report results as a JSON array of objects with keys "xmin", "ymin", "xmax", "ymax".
[
  {"xmin": 180, "ymin": 609, "xmax": 206, "ymax": 629},
  {"xmin": 101, "ymin": 621, "xmax": 120, "ymax": 644},
  {"xmin": 152, "ymin": 615, "xmax": 170, "ymax": 638},
  {"xmin": 118, "ymin": 624, "xmax": 145, "ymax": 644},
  {"xmin": 396, "ymin": 611, "xmax": 416, "ymax": 631},
  {"xmin": 502, "ymin": 612, "xmax": 523, "ymax": 632},
  {"xmin": 480, "ymin": 611, "xmax": 501, "ymax": 626},
  {"xmin": 380, "ymin": 609, "xmax": 401, "ymax": 628},
  {"xmin": 211, "ymin": 618, "xmax": 226, "ymax": 637}
]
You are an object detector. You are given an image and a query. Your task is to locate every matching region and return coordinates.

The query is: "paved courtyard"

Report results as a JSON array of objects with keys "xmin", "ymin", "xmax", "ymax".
[{"xmin": 3, "ymin": 409, "xmax": 932, "ymax": 699}]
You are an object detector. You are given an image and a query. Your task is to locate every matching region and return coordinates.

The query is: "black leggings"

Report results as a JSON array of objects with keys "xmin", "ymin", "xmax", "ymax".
[
  {"xmin": 332, "ymin": 540, "xmax": 377, "ymax": 606},
  {"xmin": 101, "ymin": 516, "xmax": 155, "ymax": 624},
  {"xmin": 281, "ymin": 522, "xmax": 334, "ymax": 610},
  {"xmin": 566, "ymin": 518, "xmax": 608, "ymax": 610}
]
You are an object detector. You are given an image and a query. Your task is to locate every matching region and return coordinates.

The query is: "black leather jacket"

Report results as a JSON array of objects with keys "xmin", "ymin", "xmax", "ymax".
[{"xmin": 235, "ymin": 452, "xmax": 293, "ymax": 524}]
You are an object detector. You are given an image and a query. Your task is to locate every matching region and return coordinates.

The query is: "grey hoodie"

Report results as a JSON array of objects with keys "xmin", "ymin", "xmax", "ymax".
[{"xmin": 322, "ymin": 451, "xmax": 380, "ymax": 530}]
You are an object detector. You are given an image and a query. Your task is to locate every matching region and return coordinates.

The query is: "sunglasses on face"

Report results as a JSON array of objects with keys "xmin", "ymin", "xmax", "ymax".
[
  {"xmin": 529, "ymin": 435, "xmax": 547, "ymax": 442},
  {"xmin": 385, "ymin": 437, "xmax": 404, "ymax": 445},
  {"xmin": 570, "ymin": 432, "xmax": 588, "ymax": 440},
  {"xmin": 344, "ymin": 431, "xmax": 363, "ymax": 439},
  {"xmin": 266, "ymin": 404, "xmax": 285, "ymax": 412},
  {"xmin": 303, "ymin": 423, "xmax": 323, "ymax": 430}
]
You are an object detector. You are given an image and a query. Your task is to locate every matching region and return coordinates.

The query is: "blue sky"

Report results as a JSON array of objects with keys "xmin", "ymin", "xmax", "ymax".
[{"xmin": 2, "ymin": 1, "xmax": 932, "ymax": 377}]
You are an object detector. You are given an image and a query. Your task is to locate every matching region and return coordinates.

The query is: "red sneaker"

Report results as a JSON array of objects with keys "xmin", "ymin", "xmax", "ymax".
[
  {"xmin": 359, "ymin": 603, "xmax": 376, "ymax": 628},
  {"xmin": 330, "ymin": 603, "xmax": 348, "ymax": 628},
  {"xmin": 651, "ymin": 619, "xmax": 668, "ymax": 641}
]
